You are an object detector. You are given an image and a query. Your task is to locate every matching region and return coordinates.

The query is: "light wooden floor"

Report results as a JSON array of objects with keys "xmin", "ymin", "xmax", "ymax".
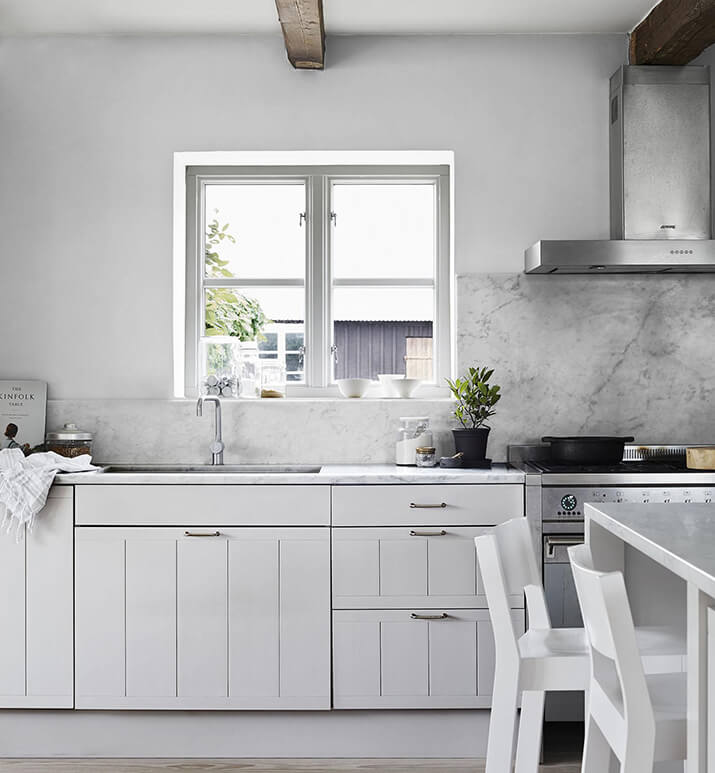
[{"xmin": 0, "ymin": 761, "xmax": 581, "ymax": 773}]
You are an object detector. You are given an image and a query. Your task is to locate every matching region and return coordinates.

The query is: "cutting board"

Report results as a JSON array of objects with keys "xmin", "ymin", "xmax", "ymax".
[{"xmin": 686, "ymin": 447, "xmax": 715, "ymax": 470}]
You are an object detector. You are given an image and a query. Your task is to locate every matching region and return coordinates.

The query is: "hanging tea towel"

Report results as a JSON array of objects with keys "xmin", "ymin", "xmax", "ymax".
[{"xmin": 0, "ymin": 448, "xmax": 99, "ymax": 540}]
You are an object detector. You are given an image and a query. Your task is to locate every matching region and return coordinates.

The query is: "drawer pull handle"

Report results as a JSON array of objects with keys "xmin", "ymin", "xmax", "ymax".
[
  {"xmin": 409, "ymin": 502, "xmax": 447, "ymax": 509},
  {"xmin": 410, "ymin": 529, "xmax": 447, "ymax": 537},
  {"xmin": 410, "ymin": 612, "xmax": 449, "ymax": 620},
  {"xmin": 184, "ymin": 530, "xmax": 221, "ymax": 537}
]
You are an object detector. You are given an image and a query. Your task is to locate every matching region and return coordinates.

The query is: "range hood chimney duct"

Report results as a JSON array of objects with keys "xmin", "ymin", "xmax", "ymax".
[{"xmin": 525, "ymin": 66, "xmax": 715, "ymax": 274}]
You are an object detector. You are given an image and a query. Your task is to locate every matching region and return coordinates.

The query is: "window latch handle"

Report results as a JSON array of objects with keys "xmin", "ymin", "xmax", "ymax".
[
  {"xmin": 330, "ymin": 344, "xmax": 338, "ymax": 365},
  {"xmin": 329, "ymin": 211, "xmax": 337, "ymax": 226},
  {"xmin": 299, "ymin": 212, "xmax": 307, "ymax": 227}
]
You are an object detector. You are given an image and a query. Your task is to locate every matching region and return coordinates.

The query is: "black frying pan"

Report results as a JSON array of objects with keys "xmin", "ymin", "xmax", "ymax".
[{"xmin": 541, "ymin": 436, "xmax": 634, "ymax": 465}]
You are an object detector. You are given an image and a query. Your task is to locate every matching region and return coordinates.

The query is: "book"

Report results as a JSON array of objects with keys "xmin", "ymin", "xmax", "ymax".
[{"xmin": 0, "ymin": 381, "xmax": 47, "ymax": 454}]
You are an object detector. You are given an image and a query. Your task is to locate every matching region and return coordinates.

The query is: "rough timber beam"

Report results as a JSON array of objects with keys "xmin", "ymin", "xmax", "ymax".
[
  {"xmin": 275, "ymin": 0, "xmax": 325, "ymax": 70},
  {"xmin": 630, "ymin": 0, "xmax": 715, "ymax": 65}
]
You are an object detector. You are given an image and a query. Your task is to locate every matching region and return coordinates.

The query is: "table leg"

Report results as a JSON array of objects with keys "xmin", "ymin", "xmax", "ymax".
[{"xmin": 687, "ymin": 583, "xmax": 712, "ymax": 773}]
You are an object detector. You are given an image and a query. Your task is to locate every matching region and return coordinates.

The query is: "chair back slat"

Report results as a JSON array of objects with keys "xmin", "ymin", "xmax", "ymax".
[
  {"xmin": 569, "ymin": 544, "xmax": 655, "ymax": 732},
  {"xmin": 474, "ymin": 534, "xmax": 519, "ymax": 660}
]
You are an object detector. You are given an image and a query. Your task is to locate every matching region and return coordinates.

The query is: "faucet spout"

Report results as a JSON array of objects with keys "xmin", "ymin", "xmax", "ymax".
[{"xmin": 196, "ymin": 396, "xmax": 224, "ymax": 465}]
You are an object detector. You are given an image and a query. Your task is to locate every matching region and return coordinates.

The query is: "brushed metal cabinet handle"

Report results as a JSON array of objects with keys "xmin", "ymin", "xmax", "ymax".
[
  {"xmin": 410, "ymin": 612, "xmax": 449, "ymax": 620},
  {"xmin": 409, "ymin": 530, "xmax": 447, "ymax": 537},
  {"xmin": 409, "ymin": 502, "xmax": 447, "ymax": 509},
  {"xmin": 184, "ymin": 530, "xmax": 221, "ymax": 537}
]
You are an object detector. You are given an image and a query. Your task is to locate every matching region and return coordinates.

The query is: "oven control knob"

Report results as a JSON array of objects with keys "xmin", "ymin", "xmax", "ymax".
[{"xmin": 560, "ymin": 494, "xmax": 577, "ymax": 512}]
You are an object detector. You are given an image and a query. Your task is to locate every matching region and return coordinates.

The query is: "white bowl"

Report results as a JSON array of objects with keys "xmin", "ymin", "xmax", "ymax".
[
  {"xmin": 391, "ymin": 378, "xmax": 422, "ymax": 398},
  {"xmin": 336, "ymin": 378, "xmax": 372, "ymax": 398},
  {"xmin": 377, "ymin": 374, "xmax": 405, "ymax": 397}
]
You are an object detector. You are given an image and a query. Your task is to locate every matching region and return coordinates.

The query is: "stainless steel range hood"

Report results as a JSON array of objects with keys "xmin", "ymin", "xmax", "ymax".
[{"xmin": 525, "ymin": 66, "xmax": 715, "ymax": 274}]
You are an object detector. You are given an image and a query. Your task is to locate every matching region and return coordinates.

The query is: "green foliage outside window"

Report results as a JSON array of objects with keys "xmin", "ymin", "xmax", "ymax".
[{"xmin": 204, "ymin": 212, "xmax": 270, "ymax": 375}]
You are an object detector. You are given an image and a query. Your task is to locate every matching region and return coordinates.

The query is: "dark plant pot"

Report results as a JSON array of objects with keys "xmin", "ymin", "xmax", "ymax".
[{"xmin": 452, "ymin": 427, "xmax": 491, "ymax": 462}]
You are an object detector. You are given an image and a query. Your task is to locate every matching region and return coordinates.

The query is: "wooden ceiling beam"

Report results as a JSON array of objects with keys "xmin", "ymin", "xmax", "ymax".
[
  {"xmin": 630, "ymin": 0, "xmax": 715, "ymax": 65},
  {"xmin": 275, "ymin": 0, "xmax": 325, "ymax": 70}
]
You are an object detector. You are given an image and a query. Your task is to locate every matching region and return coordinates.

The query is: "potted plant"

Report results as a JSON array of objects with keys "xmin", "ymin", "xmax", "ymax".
[{"xmin": 445, "ymin": 366, "xmax": 501, "ymax": 463}]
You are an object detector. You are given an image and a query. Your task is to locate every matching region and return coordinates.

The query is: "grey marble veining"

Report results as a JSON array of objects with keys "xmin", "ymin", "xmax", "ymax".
[
  {"xmin": 56, "ymin": 462, "xmax": 523, "ymax": 485},
  {"xmin": 47, "ymin": 399, "xmax": 458, "ymax": 466},
  {"xmin": 458, "ymin": 273, "xmax": 715, "ymax": 457},
  {"xmin": 45, "ymin": 273, "xmax": 715, "ymax": 464}
]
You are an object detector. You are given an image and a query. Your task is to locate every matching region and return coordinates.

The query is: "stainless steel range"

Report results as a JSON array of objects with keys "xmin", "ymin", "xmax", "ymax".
[{"xmin": 509, "ymin": 443, "xmax": 715, "ymax": 721}]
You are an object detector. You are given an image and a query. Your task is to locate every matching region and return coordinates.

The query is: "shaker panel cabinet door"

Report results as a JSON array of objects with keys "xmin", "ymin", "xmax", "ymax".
[
  {"xmin": 75, "ymin": 526, "xmax": 330, "ymax": 709},
  {"xmin": 0, "ymin": 488, "xmax": 74, "ymax": 709},
  {"xmin": 333, "ymin": 608, "xmax": 525, "ymax": 709},
  {"xmin": 332, "ymin": 527, "xmax": 524, "ymax": 609}
]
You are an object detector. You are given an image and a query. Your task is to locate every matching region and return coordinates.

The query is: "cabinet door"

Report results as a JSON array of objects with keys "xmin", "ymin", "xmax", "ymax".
[
  {"xmin": 333, "ymin": 608, "xmax": 525, "ymax": 709},
  {"xmin": 333, "ymin": 527, "xmax": 524, "ymax": 609},
  {"xmin": 0, "ymin": 487, "xmax": 74, "ymax": 708},
  {"xmin": 75, "ymin": 526, "xmax": 330, "ymax": 709}
]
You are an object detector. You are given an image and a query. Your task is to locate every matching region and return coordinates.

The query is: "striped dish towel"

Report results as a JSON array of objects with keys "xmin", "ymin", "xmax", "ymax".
[{"xmin": 0, "ymin": 448, "xmax": 99, "ymax": 540}]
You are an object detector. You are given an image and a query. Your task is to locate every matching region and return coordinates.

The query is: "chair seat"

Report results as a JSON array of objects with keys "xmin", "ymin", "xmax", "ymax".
[{"xmin": 517, "ymin": 625, "xmax": 685, "ymax": 691}]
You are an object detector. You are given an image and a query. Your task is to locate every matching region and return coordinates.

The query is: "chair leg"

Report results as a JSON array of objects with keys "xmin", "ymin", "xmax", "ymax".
[
  {"xmin": 581, "ymin": 715, "xmax": 613, "ymax": 773},
  {"xmin": 514, "ymin": 690, "xmax": 545, "ymax": 773},
  {"xmin": 486, "ymin": 670, "xmax": 520, "ymax": 773}
]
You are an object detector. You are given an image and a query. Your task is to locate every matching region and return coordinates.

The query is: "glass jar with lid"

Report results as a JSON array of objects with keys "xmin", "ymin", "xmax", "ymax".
[
  {"xmin": 45, "ymin": 423, "xmax": 94, "ymax": 458},
  {"xmin": 395, "ymin": 416, "xmax": 432, "ymax": 466}
]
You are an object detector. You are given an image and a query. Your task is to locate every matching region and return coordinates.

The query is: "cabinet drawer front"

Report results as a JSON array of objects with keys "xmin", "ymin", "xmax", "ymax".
[
  {"xmin": 75, "ymin": 485, "xmax": 330, "ymax": 526},
  {"xmin": 75, "ymin": 527, "xmax": 330, "ymax": 710},
  {"xmin": 333, "ymin": 608, "xmax": 525, "ymax": 709},
  {"xmin": 332, "ymin": 526, "xmax": 524, "ymax": 609},
  {"xmin": 332, "ymin": 485, "xmax": 523, "ymax": 527}
]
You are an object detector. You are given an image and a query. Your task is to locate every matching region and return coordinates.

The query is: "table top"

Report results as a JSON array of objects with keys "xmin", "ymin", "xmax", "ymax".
[{"xmin": 586, "ymin": 502, "xmax": 715, "ymax": 598}]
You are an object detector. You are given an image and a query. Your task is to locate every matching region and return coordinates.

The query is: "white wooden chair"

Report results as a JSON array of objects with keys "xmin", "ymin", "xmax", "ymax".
[
  {"xmin": 568, "ymin": 543, "xmax": 686, "ymax": 773},
  {"xmin": 475, "ymin": 518, "xmax": 686, "ymax": 773}
]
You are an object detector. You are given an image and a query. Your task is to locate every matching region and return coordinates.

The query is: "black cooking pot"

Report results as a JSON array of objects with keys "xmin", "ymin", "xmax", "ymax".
[{"xmin": 541, "ymin": 436, "xmax": 635, "ymax": 465}]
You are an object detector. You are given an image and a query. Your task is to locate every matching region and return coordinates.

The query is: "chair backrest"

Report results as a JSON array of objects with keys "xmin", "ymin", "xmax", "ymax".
[
  {"xmin": 475, "ymin": 518, "xmax": 551, "ymax": 661},
  {"xmin": 568, "ymin": 544, "xmax": 654, "ymax": 741}
]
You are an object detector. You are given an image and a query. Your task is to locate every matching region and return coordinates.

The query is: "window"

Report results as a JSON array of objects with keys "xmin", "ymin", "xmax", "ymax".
[{"xmin": 185, "ymin": 164, "xmax": 450, "ymax": 396}]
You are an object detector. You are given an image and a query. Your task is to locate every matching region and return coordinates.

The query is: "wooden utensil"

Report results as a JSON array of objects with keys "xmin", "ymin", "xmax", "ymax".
[{"xmin": 686, "ymin": 447, "xmax": 715, "ymax": 470}]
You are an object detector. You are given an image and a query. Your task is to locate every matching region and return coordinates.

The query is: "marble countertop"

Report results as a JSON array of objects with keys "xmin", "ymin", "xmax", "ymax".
[
  {"xmin": 586, "ymin": 502, "xmax": 715, "ymax": 598},
  {"xmin": 55, "ymin": 462, "xmax": 524, "ymax": 485}
]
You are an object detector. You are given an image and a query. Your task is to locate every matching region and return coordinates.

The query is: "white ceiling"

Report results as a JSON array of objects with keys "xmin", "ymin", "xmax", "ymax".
[{"xmin": 0, "ymin": 0, "xmax": 656, "ymax": 37}]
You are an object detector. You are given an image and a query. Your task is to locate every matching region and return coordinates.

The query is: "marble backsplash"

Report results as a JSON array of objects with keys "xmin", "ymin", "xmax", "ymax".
[
  {"xmin": 47, "ymin": 272, "xmax": 715, "ymax": 464},
  {"xmin": 458, "ymin": 272, "xmax": 715, "ymax": 456}
]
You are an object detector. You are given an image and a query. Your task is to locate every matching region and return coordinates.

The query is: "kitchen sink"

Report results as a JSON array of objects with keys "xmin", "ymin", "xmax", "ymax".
[{"xmin": 101, "ymin": 464, "xmax": 322, "ymax": 474}]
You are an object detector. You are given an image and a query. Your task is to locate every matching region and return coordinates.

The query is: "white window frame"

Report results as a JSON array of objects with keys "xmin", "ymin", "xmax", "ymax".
[{"xmin": 174, "ymin": 152, "xmax": 454, "ymax": 399}]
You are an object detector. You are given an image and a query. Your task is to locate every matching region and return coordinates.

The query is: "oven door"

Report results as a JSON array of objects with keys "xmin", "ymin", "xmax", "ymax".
[
  {"xmin": 543, "ymin": 534, "xmax": 585, "ymax": 722},
  {"xmin": 543, "ymin": 534, "xmax": 584, "ymax": 628}
]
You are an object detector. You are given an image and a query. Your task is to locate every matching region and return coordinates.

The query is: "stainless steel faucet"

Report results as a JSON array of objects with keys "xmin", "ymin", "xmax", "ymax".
[{"xmin": 196, "ymin": 396, "xmax": 224, "ymax": 465}]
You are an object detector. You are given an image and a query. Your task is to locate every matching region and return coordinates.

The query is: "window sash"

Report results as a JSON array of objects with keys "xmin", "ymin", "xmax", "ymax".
[{"xmin": 186, "ymin": 165, "xmax": 450, "ymax": 396}]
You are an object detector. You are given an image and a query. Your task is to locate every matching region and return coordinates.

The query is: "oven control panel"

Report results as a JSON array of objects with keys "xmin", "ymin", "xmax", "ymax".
[{"xmin": 542, "ymin": 486, "xmax": 715, "ymax": 520}]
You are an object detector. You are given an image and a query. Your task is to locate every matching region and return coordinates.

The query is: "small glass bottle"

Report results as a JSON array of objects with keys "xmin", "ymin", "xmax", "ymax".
[
  {"xmin": 415, "ymin": 447, "xmax": 437, "ymax": 467},
  {"xmin": 260, "ymin": 362, "xmax": 287, "ymax": 398},
  {"xmin": 238, "ymin": 342, "xmax": 261, "ymax": 398}
]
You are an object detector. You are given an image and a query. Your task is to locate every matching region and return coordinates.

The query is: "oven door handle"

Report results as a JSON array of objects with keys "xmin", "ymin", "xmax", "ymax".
[{"xmin": 544, "ymin": 535, "xmax": 584, "ymax": 559}]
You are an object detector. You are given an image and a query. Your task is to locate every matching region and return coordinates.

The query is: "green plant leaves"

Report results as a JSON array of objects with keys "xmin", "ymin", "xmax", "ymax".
[
  {"xmin": 204, "ymin": 212, "xmax": 270, "ymax": 342},
  {"xmin": 445, "ymin": 365, "xmax": 501, "ymax": 429}
]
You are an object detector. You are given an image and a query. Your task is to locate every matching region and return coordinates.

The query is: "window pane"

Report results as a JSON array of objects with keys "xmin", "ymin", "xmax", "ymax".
[
  {"xmin": 333, "ymin": 287, "xmax": 433, "ymax": 381},
  {"xmin": 205, "ymin": 183, "xmax": 305, "ymax": 279},
  {"xmin": 331, "ymin": 182, "xmax": 435, "ymax": 279},
  {"xmin": 204, "ymin": 288, "xmax": 305, "ymax": 385}
]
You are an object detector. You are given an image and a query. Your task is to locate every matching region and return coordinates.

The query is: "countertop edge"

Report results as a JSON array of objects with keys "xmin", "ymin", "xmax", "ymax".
[{"xmin": 55, "ymin": 463, "xmax": 525, "ymax": 485}]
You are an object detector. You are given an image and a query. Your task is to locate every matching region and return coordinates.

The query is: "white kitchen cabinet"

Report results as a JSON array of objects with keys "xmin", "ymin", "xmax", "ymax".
[
  {"xmin": 0, "ymin": 487, "xmax": 74, "ymax": 708},
  {"xmin": 332, "ymin": 526, "xmax": 524, "ymax": 609},
  {"xmin": 75, "ymin": 526, "xmax": 330, "ymax": 709},
  {"xmin": 333, "ymin": 608, "xmax": 525, "ymax": 709},
  {"xmin": 332, "ymin": 484, "xmax": 523, "ymax": 527}
]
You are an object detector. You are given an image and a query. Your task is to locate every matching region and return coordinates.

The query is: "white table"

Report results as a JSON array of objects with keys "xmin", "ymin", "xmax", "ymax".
[{"xmin": 586, "ymin": 502, "xmax": 715, "ymax": 773}]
